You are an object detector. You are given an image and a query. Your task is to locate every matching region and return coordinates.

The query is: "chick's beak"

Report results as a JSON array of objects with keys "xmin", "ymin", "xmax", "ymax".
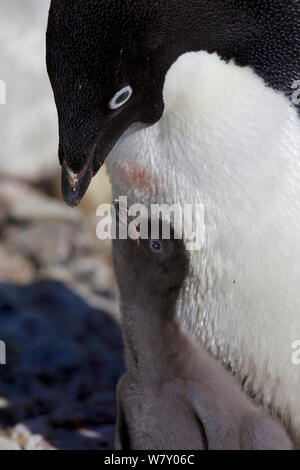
[{"xmin": 113, "ymin": 200, "xmax": 141, "ymax": 245}]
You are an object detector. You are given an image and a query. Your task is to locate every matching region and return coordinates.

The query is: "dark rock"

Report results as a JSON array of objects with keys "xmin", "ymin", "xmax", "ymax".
[{"xmin": 0, "ymin": 281, "xmax": 124, "ymax": 450}]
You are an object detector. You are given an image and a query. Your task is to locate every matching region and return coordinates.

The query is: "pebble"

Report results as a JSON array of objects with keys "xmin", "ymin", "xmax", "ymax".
[
  {"xmin": 0, "ymin": 436, "xmax": 21, "ymax": 450},
  {"xmin": 0, "ymin": 281, "xmax": 123, "ymax": 450},
  {"xmin": 0, "ymin": 246, "xmax": 34, "ymax": 283},
  {"xmin": 0, "ymin": 398, "xmax": 9, "ymax": 409},
  {"xmin": 9, "ymin": 196, "xmax": 81, "ymax": 224},
  {"xmin": 10, "ymin": 423, "xmax": 32, "ymax": 448},
  {"xmin": 0, "ymin": 176, "xmax": 119, "ymax": 450},
  {"xmin": 25, "ymin": 435, "xmax": 56, "ymax": 451}
]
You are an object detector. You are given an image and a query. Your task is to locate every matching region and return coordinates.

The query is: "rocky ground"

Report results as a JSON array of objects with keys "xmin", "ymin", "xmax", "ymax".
[
  {"xmin": 0, "ymin": 175, "xmax": 123, "ymax": 450},
  {"xmin": 1, "ymin": 0, "xmax": 121, "ymax": 450}
]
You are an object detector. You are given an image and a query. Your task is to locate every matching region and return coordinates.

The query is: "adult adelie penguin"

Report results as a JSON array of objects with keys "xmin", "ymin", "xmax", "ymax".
[{"xmin": 46, "ymin": 1, "xmax": 300, "ymax": 445}]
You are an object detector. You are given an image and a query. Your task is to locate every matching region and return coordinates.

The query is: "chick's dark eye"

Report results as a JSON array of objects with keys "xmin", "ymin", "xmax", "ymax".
[{"xmin": 150, "ymin": 240, "xmax": 162, "ymax": 253}]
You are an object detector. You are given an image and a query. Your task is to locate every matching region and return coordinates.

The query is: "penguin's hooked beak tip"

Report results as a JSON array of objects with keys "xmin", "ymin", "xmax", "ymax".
[{"xmin": 61, "ymin": 151, "xmax": 96, "ymax": 208}]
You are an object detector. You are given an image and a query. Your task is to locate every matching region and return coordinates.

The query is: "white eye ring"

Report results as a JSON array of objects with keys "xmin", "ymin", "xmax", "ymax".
[{"xmin": 109, "ymin": 85, "xmax": 133, "ymax": 110}]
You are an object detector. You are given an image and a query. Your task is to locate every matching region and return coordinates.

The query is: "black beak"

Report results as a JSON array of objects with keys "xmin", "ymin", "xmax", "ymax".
[
  {"xmin": 61, "ymin": 146, "xmax": 96, "ymax": 207},
  {"xmin": 59, "ymin": 117, "xmax": 131, "ymax": 207},
  {"xmin": 58, "ymin": 112, "xmax": 149, "ymax": 208}
]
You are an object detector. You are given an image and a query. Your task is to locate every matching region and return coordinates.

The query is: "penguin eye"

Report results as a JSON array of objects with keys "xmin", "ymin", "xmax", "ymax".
[
  {"xmin": 150, "ymin": 240, "xmax": 163, "ymax": 253},
  {"xmin": 109, "ymin": 85, "xmax": 133, "ymax": 110}
]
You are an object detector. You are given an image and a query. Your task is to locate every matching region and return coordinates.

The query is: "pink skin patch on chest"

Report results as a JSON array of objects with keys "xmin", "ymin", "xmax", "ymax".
[{"xmin": 111, "ymin": 160, "xmax": 162, "ymax": 195}]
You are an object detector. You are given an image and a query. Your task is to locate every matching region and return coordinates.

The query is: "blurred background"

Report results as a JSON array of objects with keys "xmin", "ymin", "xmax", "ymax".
[{"xmin": 0, "ymin": 0, "xmax": 123, "ymax": 450}]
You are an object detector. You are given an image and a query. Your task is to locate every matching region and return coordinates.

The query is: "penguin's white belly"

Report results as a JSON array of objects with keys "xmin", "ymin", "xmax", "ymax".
[{"xmin": 106, "ymin": 51, "xmax": 300, "ymax": 444}]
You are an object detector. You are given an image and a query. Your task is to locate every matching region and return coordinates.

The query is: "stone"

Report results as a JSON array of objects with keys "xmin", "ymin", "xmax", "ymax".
[
  {"xmin": 0, "ymin": 398, "xmax": 9, "ymax": 409},
  {"xmin": 0, "ymin": 436, "xmax": 21, "ymax": 450},
  {"xmin": 0, "ymin": 246, "xmax": 34, "ymax": 283},
  {"xmin": 25, "ymin": 434, "xmax": 56, "ymax": 451},
  {"xmin": 9, "ymin": 196, "xmax": 81, "ymax": 224},
  {"xmin": 7, "ymin": 223, "xmax": 73, "ymax": 267},
  {"xmin": 0, "ymin": 281, "xmax": 123, "ymax": 450},
  {"xmin": 10, "ymin": 423, "xmax": 32, "ymax": 448}
]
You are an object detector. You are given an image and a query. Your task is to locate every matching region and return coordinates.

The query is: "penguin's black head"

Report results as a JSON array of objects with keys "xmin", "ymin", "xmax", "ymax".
[
  {"xmin": 46, "ymin": 0, "xmax": 173, "ymax": 207},
  {"xmin": 112, "ymin": 203, "xmax": 189, "ymax": 304}
]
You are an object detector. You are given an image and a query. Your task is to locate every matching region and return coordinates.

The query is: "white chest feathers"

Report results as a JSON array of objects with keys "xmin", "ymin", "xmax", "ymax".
[{"xmin": 106, "ymin": 51, "xmax": 300, "ymax": 445}]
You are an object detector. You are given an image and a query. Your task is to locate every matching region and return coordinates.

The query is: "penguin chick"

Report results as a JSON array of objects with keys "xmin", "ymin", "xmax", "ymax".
[{"xmin": 112, "ymin": 206, "xmax": 293, "ymax": 451}]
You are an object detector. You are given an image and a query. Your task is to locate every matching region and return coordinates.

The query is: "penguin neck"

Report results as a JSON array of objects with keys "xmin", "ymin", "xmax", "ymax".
[
  {"xmin": 163, "ymin": 0, "xmax": 246, "ymax": 57},
  {"xmin": 156, "ymin": 0, "xmax": 291, "ymax": 98},
  {"xmin": 121, "ymin": 292, "xmax": 180, "ymax": 378}
]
